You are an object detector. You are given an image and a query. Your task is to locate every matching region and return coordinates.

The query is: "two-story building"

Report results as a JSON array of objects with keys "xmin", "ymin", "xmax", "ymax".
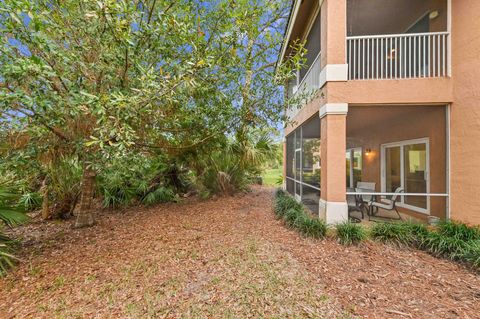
[{"xmin": 281, "ymin": 0, "xmax": 480, "ymax": 225}]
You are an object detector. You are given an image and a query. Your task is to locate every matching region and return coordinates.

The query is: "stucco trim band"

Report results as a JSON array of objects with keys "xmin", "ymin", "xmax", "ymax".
[{"xmin": 319, "ymin": 103, "xmax": 348, "ymax": 118}]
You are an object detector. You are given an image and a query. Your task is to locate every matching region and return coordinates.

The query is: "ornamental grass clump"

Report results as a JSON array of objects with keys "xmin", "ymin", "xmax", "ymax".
[
  {"xmin": 273, "ymin": 190, "xmax": 302, "ymax": 218},
  {"xmin": 437, "ymin": 220, "xmax": 480, "ymax": 242},
  {"xmin": 295, "ymin": 213, "xmax": 327, "ymax": 239},
  {"xmin": 371, "ymin": 222, "xmax": 427, "ymax": 247},
  {"xmin": 462, "ymin": 240, "xmax": 480, "ymax": 268},
  {"xmin": 273, "ymin": 189, "xmax": 326, "ymax": 239},
  {"xmin": 420, "ymin": 231, "xmax": 470, "ymax": 261},
  {"xmin": 419, "ymin": 220, "xmax": 480, "ymax": 266},
  {"xmin": 335, "ymin": 222, "xmax": 367, "ymax": 246}
]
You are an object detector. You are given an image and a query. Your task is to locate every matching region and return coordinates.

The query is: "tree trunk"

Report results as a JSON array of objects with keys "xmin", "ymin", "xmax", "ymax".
[
  {"xmin": 40, "ymin": 177, "xmax": 50, "ymax": 220},
  {"xmin": 74, "ymin": 167, "xmax": 96, "ymax": 228}
]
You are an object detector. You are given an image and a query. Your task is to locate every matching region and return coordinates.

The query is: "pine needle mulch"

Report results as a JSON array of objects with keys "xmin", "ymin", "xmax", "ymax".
[{"xmin": 1, "ymin": 187, "xmax": 479, "ymax": 318}]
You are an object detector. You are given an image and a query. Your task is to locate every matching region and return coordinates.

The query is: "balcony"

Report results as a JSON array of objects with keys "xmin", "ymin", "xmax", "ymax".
[
  {"xmin": 346, "ymin": 0, "xmax": 449, "ymax": 81},
  {"xmin": 286, "ymin": 53, "xmax": 321, "ymax": 121},
  {"xmin": 347, "ymin": 32, "xmax": 449, "ymax": 80}
]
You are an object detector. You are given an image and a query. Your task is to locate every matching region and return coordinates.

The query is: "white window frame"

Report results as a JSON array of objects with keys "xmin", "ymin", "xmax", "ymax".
[
  {"xmin": 380, "ymin": 137, "xmax": 430, "ymax": 214},
  {"xmin": 346, "ymin": 147, "xmax": 362, "ymax": 188}
]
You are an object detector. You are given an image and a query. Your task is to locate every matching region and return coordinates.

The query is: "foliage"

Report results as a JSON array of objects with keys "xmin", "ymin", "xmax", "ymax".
[
  {"xmin": 97, "ymin": 154, "xmax": 181, "ymax": 208},
  {"xmin": 0, "ymin": 187, "xmax": 28, "ymax": 275},
  {"xmin": 370, "ymin": 222, "xmax": 427, "ymax": 247},
  {"xmin": 273, "ymin": 189, "xmax": 302, "ymax": 218},
  {"xmin": 462, "ymin": 240, "xmax": 480, "ymax": 268},
  {"xmin": 371, "ymin": 220, "xmax": 479, "ymax": 269},
  {"xmin": 437, "ymin": 220, "xmax": 480, "ymax": 242},
  {"xmin": 0, "ymin": 0, "xmax": 304, "ymax": 226},
  {"xmin": 336, "ymin": 222, "xmax": 367, "ymax": 246},
  {"xmin": 142, "ymin": 187, "xmax": 176, "ymax": 206},
  {"xmin": 18, "ymin": 192, "xmax": 42, "ymax": 211},
  {"xmin": 196, "ymin": 130, "xmax": 279, "ymax": 194},
  {"xmin": 419, "ymin": 221, "xmax": 480, "ymax": 265},
  {"xmin": 273, "ymin": 189, "xmax": 326, "ymax": 239},
  {"xmin": 420, "ymin": 231, "xmax": 470, "ymax": 261},
  {"xmin": 47, "ymin": 157, "xmax": 83, "ymax": 217}
]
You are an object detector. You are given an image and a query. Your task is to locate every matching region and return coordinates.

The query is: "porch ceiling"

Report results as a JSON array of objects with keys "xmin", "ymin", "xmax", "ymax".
[
  {"xmin": 347, "ymin": 0, "xmax": 447, "ymax": 36},
  {"xmin": 283, "ymin": 0, "xmax": 317, "ymax": 61},
  {"xmin": 346, "ymin": 105, "xmax": 445, "ymax": 137}
]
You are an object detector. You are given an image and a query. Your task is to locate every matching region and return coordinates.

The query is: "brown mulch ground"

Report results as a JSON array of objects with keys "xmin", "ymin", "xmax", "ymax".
[{"xmin": 1, "ymin": 186, "xmax": 479, "ymax": 318}]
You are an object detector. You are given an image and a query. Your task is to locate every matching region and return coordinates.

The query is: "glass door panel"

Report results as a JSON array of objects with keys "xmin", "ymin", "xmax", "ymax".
[
  {"xmin": 404, "ymin": 143, "xmax": 427, "ymax": 209},
  {"xmin": 352, "ymin": 149, "xmax": 362, "ymax": 187},
  {"xmin": 385, "ymin": 146, "xmax": 401, "ymax": 194},
  {"xmin": 346, "ymin": 151, "xmax": 352, "ymax": 187}
]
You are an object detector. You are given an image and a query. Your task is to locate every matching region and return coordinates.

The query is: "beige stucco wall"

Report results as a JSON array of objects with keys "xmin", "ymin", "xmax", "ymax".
[
  {"xmin": 449, "ymin": 0, "xmax": 480, "ymax": 225},
  {"xmin": 347, "ymin": 105, "xmax": 447, "ymax": 220}
]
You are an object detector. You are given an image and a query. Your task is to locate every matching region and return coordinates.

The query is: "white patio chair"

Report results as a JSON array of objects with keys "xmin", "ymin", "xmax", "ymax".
[
  {"xmin": 355, "ymin": 182, "xmax": 376, "ymax": 218},
  {"xmin": 347, "ymin": 187, "xmax": 362, "ymax": 223},
  {"xmin": 368, "ymin": 187, "xmax": 404, "ymax": 221}
]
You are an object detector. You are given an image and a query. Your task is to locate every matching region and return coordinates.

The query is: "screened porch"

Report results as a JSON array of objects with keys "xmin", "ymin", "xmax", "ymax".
[{"xmin": 285, "ymin": 104, "xmax": 449, "ymax": 222}]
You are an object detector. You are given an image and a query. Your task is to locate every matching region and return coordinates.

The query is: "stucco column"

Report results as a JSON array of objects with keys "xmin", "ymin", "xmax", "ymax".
[
  {"xmin": 319, "ymin": 103, "xmax": 348, "ymax": 224},
  {"xmin": 321, "ymin": 0, "xmax": 347, "ymax": 68}
]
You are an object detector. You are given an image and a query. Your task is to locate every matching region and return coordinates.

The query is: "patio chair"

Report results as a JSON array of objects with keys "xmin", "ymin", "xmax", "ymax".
[
  {"xmin": 355, "ymin": 182, "xmax": 376, "ymax": 217},
  {"xmin": 368, "ymin": 187, "xmax": 404, "ymax": 221},
  {"xmin": 347, "ymin": 187, "xmax": 362, "ymax": 223}
]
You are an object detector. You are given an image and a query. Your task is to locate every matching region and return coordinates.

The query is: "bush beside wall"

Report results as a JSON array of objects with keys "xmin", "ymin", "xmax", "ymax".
[
  {"xmin": 274, "ymin": 189, "xmax": 326, "ymax": 239},
  {"xmin": 273, "ymin": 189, "xmax": 479, "ymax": 269}
]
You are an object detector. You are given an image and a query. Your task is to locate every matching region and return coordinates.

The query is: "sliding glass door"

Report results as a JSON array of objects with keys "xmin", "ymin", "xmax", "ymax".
[
  {"xmin": 346, "ymin": 148, "xmax": 362, "ymax": 188},
  {"xmin": 381, "ymin": 139, "xmax": 429, "ymax": 214}
]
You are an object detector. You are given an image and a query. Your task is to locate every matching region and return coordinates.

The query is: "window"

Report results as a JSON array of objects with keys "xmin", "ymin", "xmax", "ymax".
[
  {"xmin": 346, "ymin": 148, "xmax": 362, "ymax": 188},
  {"xmin": 381, "ymin": 138, "xmax": 429, "ymax": 214}
]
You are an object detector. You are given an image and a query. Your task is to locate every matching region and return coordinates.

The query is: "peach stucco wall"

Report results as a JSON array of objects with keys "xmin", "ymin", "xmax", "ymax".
[
  {"xmin": 449, "ymin": 0, "xmax": 480, "ymax": 225},
  {"xmin": 321, "ymin": 0, "xmax": 346, "ymax": 67},
  {"xmin": 327, "ymin": 78, "xmax": 453, "ymax": 105}
]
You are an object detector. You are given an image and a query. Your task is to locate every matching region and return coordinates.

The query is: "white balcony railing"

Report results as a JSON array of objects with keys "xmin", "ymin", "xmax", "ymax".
[
  {"xmin": 294, "ymin": 52, "xmax": 322, "ymax": 97},
  {"xmin": 286, "ymin": 53, "xmax": 321, "ymax": 120},
  {"xmin": 347, "ymin": 32, "xmax": 449, "ymax": 80}
]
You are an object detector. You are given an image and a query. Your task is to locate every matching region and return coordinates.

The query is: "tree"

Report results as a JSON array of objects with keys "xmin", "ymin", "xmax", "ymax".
[{"xmin": 0, "ymin": 0, "xmax": 304, "ymax": 227}]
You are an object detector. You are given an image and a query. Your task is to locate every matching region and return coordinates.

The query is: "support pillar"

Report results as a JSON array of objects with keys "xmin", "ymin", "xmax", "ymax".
[{"xmin": 319, "ymin": 103, "xmax": 348, "ymax": 224}]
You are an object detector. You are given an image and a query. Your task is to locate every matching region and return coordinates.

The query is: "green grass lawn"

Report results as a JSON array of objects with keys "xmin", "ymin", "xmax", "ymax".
[{"xmin": 262, "ymin": 168, "xmax": 282, "ymax": 186}]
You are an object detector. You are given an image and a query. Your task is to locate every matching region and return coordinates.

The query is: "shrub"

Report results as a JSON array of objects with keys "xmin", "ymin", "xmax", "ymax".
[
  {"xmin": 273, "ymin": 190, "xmax": 326, "ymax": 239},
  {"xmin": 462, "ymin": 240, "xmax": 480, "ymax": 268},
  {"xmin": 283, "ymin": 208, "xmax": 299, "ymax": 227},
  {"xmin": 142, "ymin": 187, "xmax": 176, "ymax": 206},
  {"xmin": 274, "ymin": 188, "xmax": 286, "ymax": 199},
  {"xmin": 336, "ymin": 222, "xmax": 367, "ymax": 245},
  {"xmin": 273, "ymin": 193, "xmax": 302, "ymax": 218},
  {"xmin": 420, "ymin": 231, "xmax": 470, "ymax": 261},
  {"xmin": 0, "ymin": 187, "xmax": 28, "ymax": 275},
  {"xmin": 18, "ymin": 192, "xmax": 42, "ymax": 211},
  {"xmin": 295, "ymin": 214, "xmax": 327, "ymax": 239},
  {"xmin": 371, "ymin": 222, "xmax": 427, "ymax": 247},
  {"xmin": 437, "ymin": 220, "xmax": 480, "ymax": 242}
]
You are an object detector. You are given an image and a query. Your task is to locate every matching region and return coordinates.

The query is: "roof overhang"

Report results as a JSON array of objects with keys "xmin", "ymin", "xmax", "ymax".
[
  {"xmin": 277, "ymin": 0, "xmax": 302, "ymax": 69},
  {"xmin": 276, "ymin": 0, "xmax": 325, "ymax": 70}
]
